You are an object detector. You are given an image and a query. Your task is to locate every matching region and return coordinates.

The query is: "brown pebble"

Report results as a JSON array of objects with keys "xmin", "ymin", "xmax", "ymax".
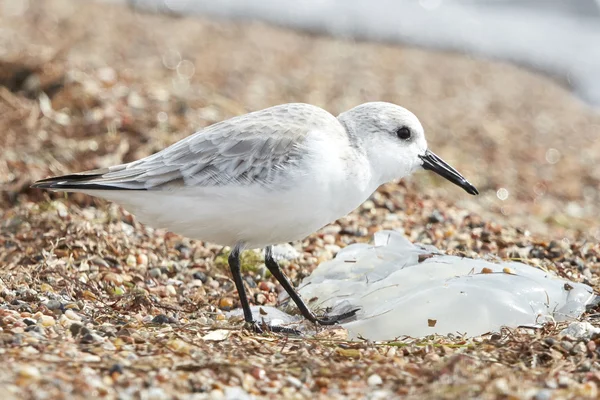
[
  {"xmin": 251, "ymin": 367, "xmax": 265, "ymax": 380},
  {"xmin": 587, "ymin": 341, "xmax": 596, "ymax": 352},
  {"xmin": 218, "ymin": 298, "xmax": 234, "ymax": 310}
]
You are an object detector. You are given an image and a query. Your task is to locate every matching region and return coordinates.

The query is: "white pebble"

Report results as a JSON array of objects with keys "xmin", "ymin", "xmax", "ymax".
[{"xmin": 367, "ymin": 374, "xmax": 383, "ymax": 386}]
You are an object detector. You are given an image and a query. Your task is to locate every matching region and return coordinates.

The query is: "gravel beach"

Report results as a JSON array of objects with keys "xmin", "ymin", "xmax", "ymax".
[{"xmin": 1, "ymin": 0, "xmax": 600, "ymax": 398}]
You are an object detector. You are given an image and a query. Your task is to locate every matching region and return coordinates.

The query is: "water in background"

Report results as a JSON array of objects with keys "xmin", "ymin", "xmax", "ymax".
[{"xmin": 128, "ymin": 0, "xmax": 600, "ymax": 107}]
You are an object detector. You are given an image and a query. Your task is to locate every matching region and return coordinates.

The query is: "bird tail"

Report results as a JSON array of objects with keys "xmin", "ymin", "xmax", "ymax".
[{"xmin": 31, "ymin": 167, "xmax": 145, "ymax": 191}]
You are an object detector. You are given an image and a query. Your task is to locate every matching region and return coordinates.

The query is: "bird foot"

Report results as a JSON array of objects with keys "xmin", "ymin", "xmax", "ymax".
[
  {"xmin": 313, "ymin": 308, "xmax": 359, "ymax": 326},
  {"xmin": 245, "ymin": 320, "xmax": 301, "ymax": 335}
]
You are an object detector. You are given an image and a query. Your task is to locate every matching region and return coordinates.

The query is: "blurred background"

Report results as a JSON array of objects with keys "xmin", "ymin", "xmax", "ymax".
[{"xmin": 1, "ymin": 0, "xmax": 599, "ymax": 240}]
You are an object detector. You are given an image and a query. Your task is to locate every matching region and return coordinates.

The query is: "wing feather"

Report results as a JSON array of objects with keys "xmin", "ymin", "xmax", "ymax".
[{"xmin": 31, "ymin": 104, "xmax": 343, "ymax": 191}]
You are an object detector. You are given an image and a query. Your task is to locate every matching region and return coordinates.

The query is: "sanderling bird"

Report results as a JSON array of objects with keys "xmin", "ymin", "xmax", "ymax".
[{"xmin": 32, "ymin": 102, "xmax": 478, "ymax": 330}]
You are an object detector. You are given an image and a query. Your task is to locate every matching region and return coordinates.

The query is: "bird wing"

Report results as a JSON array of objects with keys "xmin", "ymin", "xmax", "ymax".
[{"xmin": 32, "ymin": 104, "xmax": 339, "ymax": 191}]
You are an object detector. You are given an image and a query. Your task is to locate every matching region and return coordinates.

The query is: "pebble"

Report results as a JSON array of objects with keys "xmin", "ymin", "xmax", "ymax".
[
  {"xmin": 571, "ymin": 341, "xmax": 586, "ymax": 354},
  {"xmin": 149, "ymin": 268, "xmax": 162, "ymax": 279},
  {"xmin": 428, "ymin": 210, "xmax": 445, "ymax": 223},
  {"xmin": 367, "ymin": 374, "xmax": 383, "ymax": 386},
  {"xmin": 137, "ymin": 253, "xmax": 149, "ymax": 266},
  {"xmin": 255, "ymin": 293, "xmax": 267, "ymax": 305},
  {"xmin": 40, "ymin": 315, "xmax": 55, "ymax": 327},
  {"xmin": 45, "ymin": 300, "xmax": 62, "ymax": 311},
  {"xmin": 166, "ymin": 285, "xmax": 177, "ymax": 296},
  {"xmin": 127, "ymin": 91, "xmax": 146, "ymax": 109},
  {"xmin": 69, "ymin": 323, "xmax": 83, "ymax": 337},
  {"xmin": 23, "ymin": 318, "xmax": 36, "ymax": 326},
  {"xmin": 80, "ymin": 332, "xmax": 104, "ymax": 344},
  {"xmin": 323, "ymin": 234, "xmax": 336, "ymax": 245},
  {"xmin": 17, "ymin": 365, "xmax": 41, "ymax": 380},
  {"xmin": 560, "ymin": 341, "xmax": 573, "ymax": 352},
  {"xmin": 244, "ymin": 275, "xmax": 257, "ymax": 288},
  {"xmin": 533, "ymin": 389, "xmax": 553, "ymax": 400},
  {"xmin": 126, "ymin": 254, "xmax": 137, "ymax": 267},
  {"xmin": 40, "ymin": 283, "xmax": 54, "ymax": 293},
  {"xmin": 258, "ymin": 281, "xmax": 274, "ymax": 292},
  {"xmin": 103, "ymin": 272, "xmax": 123, "ymax": 285},
  {"xmin": 251, "ymin": 367, "xmax": 265, "ymax": 380},
  {"xmin": 64, "ymin": 309, "xmax": 82, "ymax": 321},
  {"xmin": 192, "ymin": 271, "xmax": 207, "ymax": 283},
  {"xmin": 219, "ymin": 298, "xmax": 234, "ymax": 310},
  {"xmin": 151, "ymin": 314, "xmax": 171, "ymax": 325},
  {"xmin": 108, "ymin": 363, "xmax": 124, "ymax": 376},
  {"xmin": 286, "ymin": 376, "xmax": 303, "ymax": 388},
  {"xmin": 561, "ymin": 314, "xmax": 598, "ymax": 338},
  {"xmin": 190, "ymin": 279, "xmax": 204, "ymax": 287},
  {"xmin": 271, "ymin": 243, "xmax": 301, "ymax": 260},
  {"xmin": 362, "ymin": 200, "xmax": 375, "ymax": 210}
]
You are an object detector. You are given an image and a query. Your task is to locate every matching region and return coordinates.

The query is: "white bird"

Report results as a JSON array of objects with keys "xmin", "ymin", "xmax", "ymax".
[{"xmin": 32, "ymin": 102, "xmax": 478, "ymax": 330}]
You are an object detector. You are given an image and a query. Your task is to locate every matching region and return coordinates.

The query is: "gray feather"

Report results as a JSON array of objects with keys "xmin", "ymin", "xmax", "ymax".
[{"xmin": 31, "ymin": 104, "xmax": 343, "ymax": 191}]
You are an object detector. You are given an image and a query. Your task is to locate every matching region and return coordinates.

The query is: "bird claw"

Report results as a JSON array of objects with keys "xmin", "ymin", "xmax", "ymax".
[
  {"xmin": 313, "ymin": 308, "xmax": 359, "ymax": 326},
  {"xmin": 245, "ymin": 321, "xmax": 301, "ymax": 335}
]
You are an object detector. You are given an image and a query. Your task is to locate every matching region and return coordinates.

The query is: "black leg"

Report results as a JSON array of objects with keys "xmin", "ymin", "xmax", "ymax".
[
  {"xmin": 228, "ymin": 244, "xmax": 254, "ymax": 324},
  {"xmin": 228, "ymin": 244, "xmax": 301, "ymax": 335},
  {"xmin": 264, "ymin": 246, "xmax": 358, "ymax": 325}
]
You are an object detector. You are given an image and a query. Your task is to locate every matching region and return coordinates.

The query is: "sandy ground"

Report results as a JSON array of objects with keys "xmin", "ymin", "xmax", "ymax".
[{"xmin": 1, "ymin": 0, "xmax": 600, "ymax": 398}]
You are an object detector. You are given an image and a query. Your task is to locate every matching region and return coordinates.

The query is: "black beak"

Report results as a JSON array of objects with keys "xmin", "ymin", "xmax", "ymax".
[{"xmin": 419, "ymin": 150, "xmax": 479, "ymax": 195}]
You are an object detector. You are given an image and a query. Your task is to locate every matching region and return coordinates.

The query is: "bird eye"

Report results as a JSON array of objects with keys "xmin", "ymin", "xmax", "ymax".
[{"xmin": 396, "ymin": 126, "xmax": 411, "ymax": 140}]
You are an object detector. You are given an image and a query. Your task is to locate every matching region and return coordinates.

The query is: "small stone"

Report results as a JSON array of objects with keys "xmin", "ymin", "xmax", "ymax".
[
  {"xmin": 578, "ymin": 360, "xmax": 592, "ymax": 372},
  {"xmin": 45, "ymin": 300, "xmax": 62, "ymax": 311},
  {"xmin": 560, "ymin": 341, "xmax": 574, "ymax": 352},
  {"xmin": 149, "ymin": 268, "xmax": 162, "ymax": 278},
  {"xmin": 251, "ymin": 367, "xmax": 265, "ymax": 380},
  {"xmin": 23, "ymin": 318, "xmax": 36, "ymax": 326},
  {"xmin": 201, "ymin": 329, "xmax": 230, "ymax": 342},
  {"xmin": 69, "ymin": 323, "xmax": 83, "ymax": 337},
  {"xmin": 39, "ymin": 283, "xmax": 54, "ymax": 293},
  {"xmin": 587, "ymin": 340, "xmax": 596, "ymax": 352},
  {"xmin": 255, "ymin": 293, "xmax": 267, "ymax": 305},
  {"xmin": 166, "ymin": 285, "xmax": 176, "ymax": 296},
  {"xmin": 534, "ymin": 389, "xmax": 553, "ymax": 400},
  {"xmin": 244, "ymin": 275, "xmax": 257, "ymax": 288},
  {"xmin": 428, "ymin": 210, "xmax": 445, "ymax": 223},
  {"xmin": 175, "ymin": 243, "xmax": 192, "ymax": 258},
  {"xmin": 323, "ymin": 234, "xmax": 336, "ymax": 245},
  {"xmin": 219, "ymin": 298, "xmax": 234, "ymax": 310},
  {"xmin": 17, "ymin": 365, "xmax": 41, "ymax": 380},
  {"xmin": 103, "ymin": 272, "xmax": 123, "ymax": 285},
  {"xmin": 258, "ymin": 281, "xmax": 273, "ymax": 292},
  {"xmin": 108, "ymin": 363, "xmax": 124, "ymax": 377},
  {"xmin": 362, "ymin": 200, "xmax": 375, "ymax": 210},
  {"xmin": 367, "ymin": 374, "xmax": 383, "ymax": 386},
  {"xmin": 126, "ymin": 254, "xmax": 137, "ymax": 267},
  {"xmin": 560, "ymin": 322, "xmax": 600, "ymax": 339},
  {"xmin": 127, "ymin": 91, "xmax": 146, "ymax": 109},
  {"xmin": 40, "ymin": 315, "xmax": 55, "ymax": 327},
  {"xmin": 80, "ymin": 332, "xmax": 104, "ymax": 344},
  {"xmin": 192, "ymin": 271, "xmax": 207, "ymax": 283},
  {"xmin": 97, "ymin": 67, "xmax": 117, "ymax": 85},
  {"xmin": 137, "ymin": 254, "xmax": 149, "ymax": 266},
  {"xmin": 64, "ymin": 309, "xmax": 82, "ymax": 321},
  {"xmin": 571, "ymin": 341, "xmax": 586, "ymax": 354},
  {"xmin": 286, "ymin": 376, "xmax": 303, "ymax": 388},
  {"xmin": 151, "ymin": 314, "xmax": 171, "ymax": 325},
  {"xmin": 557, "ymin": 374, "xmax": 571, "ymax": 388}
]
